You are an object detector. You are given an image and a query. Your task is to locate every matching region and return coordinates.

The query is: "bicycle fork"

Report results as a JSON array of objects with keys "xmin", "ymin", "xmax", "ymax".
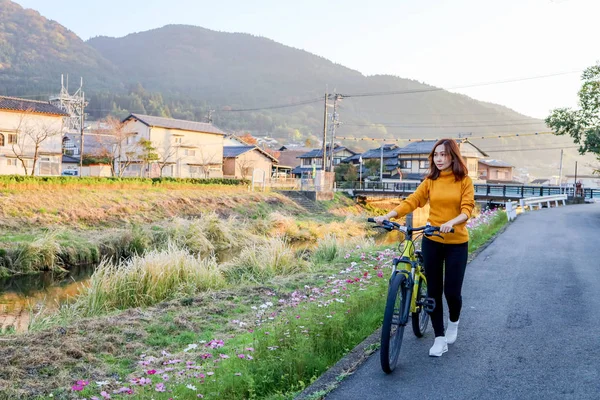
[{"xmin": 390, "ymin": 258, "xmax": 413, "ymax": 326}]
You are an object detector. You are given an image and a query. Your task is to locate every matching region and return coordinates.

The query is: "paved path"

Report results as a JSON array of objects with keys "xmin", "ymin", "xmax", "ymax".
[{"xmin": 326, "ymin": 203, "xmax": 600, "ymax": 400}]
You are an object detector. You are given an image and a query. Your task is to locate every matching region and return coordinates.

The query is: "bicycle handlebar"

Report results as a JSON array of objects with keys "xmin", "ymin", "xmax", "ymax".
[{"xmin": 367, "ymin": 218, "xmax": 454, "ymax": 237}]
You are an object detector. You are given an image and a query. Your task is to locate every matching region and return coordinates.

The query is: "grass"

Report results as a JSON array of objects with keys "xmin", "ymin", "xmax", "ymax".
[
  {"xmin": 0, "ymin": 198, "xmax": 510, "ymax": 399},
  {"xmin": 468, "ymin": 209, "xmax": 508, "ymax": 252},
  {"xmin": 68, "ymin": 244, "xmax": 227, "ymax": 316}
]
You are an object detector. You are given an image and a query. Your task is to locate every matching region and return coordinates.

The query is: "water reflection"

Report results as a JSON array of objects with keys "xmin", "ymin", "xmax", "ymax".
[{"xmin": 0, "ymin": 265, "xmax": 95, "ymax": 333}]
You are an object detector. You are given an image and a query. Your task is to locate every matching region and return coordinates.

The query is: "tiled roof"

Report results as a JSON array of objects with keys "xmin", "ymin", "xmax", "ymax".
[
  {"xmin": 345, "ymin": 145, "xmax": 403, "ymax": 161},
  {"xmin": 298, "ymin": 146, "xmax": 354, "ymax": 159},
  {"xmin": 223, "ymin": 146, "xmax": 254, "ymax": 158},
  {"xmin": 0, "ymin": 96, "xmax": 69, "ymax": 116},
  {"xmin": 126, "ymin": 114, "xmax": 226, "ymax": 136},
  {"xmin": 223, "ymin": 146, "xmax": 278, "ymax": 162},
  {"xmin": 396, "ymin": 140, "xmax": 438, "ymax": 154},
  {"xmin": 479, "ymin": 159, "xmax": 512, "ymax": 167}
]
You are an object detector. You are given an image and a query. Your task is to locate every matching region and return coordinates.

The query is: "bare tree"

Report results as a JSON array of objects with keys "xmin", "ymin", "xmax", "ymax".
[
  {"xmin": 96, "ymin": 116, "xmax": 138, "ymax": 177},
  {"xmin": 156, "ymin": 142, "xmax": 181, "ymax": 177},
  {"xmin": 237, "ymin": 157, "xmax": 255, "ymax": 179},
  {"xmin": 197, "ymin": 147, "xmax": 221, "ymax": 178},
  {"xmin": 10, "ymin": 111, "xmax": 63, "ymax": 176}
]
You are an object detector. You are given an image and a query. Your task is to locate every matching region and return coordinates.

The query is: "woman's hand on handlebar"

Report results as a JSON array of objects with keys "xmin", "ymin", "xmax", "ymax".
[
  {"xmin": 373, "ymin": 216, "xmax": 387, "ymax": 225},
  {"xmin": 439, "ymin": 222, "xmax": 454, "ymax": 233}
]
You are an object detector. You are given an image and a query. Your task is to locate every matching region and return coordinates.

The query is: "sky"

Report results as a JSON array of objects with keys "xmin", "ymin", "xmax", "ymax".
[{"xmin": 13, "ymin": 0, "xmax": 600, "ymax": 119}]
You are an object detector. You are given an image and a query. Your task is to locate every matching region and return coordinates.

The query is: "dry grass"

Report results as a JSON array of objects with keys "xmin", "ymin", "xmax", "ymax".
[
  {"xmin": 222, "ymin": 237, "xmax": 310, "ymax": 283},
  {"xmin": 63, "ymin": 244, "xmax": 227, "ymax": 316},
  {"xmin": 0, "ymin": 185, "xmax": 299, "ymax": 229}
]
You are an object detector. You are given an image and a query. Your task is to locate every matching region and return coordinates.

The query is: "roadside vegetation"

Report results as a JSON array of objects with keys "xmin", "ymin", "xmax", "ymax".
[{"xmin": 0, "ymin": 184, "xmax": 510, "ymax": 399}]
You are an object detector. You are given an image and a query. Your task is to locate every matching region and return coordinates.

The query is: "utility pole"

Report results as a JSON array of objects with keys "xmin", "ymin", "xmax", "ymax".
[
  {"xmin": 558, "ymin": 149, "xmax": 563, "ymax": 191},
  {"xmin": 79, "ymin": 91, "xmax": 85, "ymax": 177},
  {"xmin": 322, "ymin": 91, "xmax": 328, "ymax": 172},
  {"xmin": 205, "ymin": 109, "xmax": 215, "ymax": 124},
  {"xmin": 328, "ymin": 93, "xmax": 342, "ymax": 172},
  {"xmin": 380, "ymin": 144, "xmax": 384, "ymax": 182}
]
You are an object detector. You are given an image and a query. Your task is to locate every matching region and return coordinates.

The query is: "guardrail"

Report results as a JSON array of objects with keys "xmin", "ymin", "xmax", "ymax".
[
  {"xmin": 519, "ymin": 194, "xmax": 567, "ymax": 211},
  {"xmin": 505, "ymin": 200, "xmax": 518, "ymax": 221}
]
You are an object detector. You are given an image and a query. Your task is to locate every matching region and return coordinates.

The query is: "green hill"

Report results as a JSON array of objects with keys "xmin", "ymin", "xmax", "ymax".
[
  {"xmin": 0, "ymin": 0, "xmax": 594, "ymax": 177},
  {"xmin": 0, "ymin": 0, "xmax": 121, "ymax": 96}
]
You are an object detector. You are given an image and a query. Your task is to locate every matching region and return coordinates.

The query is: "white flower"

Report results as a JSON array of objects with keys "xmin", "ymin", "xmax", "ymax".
[
  {"xmin": 95, "ymin": 381, "xmax": 110, "ymax": 387},
  {"xmin": 184, "ymin": 344, "xmax": 199, "ymax": 352},
  {"xmin": 187, "ymin": 384, "xmax": 197, "ymax": 390}
]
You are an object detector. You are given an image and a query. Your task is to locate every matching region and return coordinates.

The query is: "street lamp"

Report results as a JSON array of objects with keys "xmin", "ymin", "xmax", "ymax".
[{"xmin": 359, "ymin": 155, "xmax": 363, "ymax": 189}]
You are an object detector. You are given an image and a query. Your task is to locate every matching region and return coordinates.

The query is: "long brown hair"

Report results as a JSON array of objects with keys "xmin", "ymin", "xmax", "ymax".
[{"xmin": 426, "ymin": 139, "xmax": 468, "ymax": 181}]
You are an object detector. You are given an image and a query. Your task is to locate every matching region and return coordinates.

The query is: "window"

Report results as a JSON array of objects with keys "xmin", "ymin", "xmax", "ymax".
[
  {"xmin": 8, "ymin": 134, "xmax": 17, "ymax": 144},
  {"xmin": 399, "ymin": 160, "xmax": 412, "ymax": 169},
  {"xmin": 302, "ymin": 158, "xmax": 312, "ymax": 166},
  {"xmin": 126, "ymin": 135, "xmax": 136, "ymax": 145},
  {"xmin": 419, "ymin": 160, "xmax": 429, "ymax": 169},
  {"xmin": 184, "ymin": 149, "xmax": 196, "ymax": 157},
  {"xmin": 0, "ymin": 134, "xmax": 4, "ymax": 146},
  {"xmin": 174, "ymin": 137, "xmax": 183, "ymax": 144},
  {"xmin": 6, "ymin": 159, "xmax": 17, "ymax": 166}
]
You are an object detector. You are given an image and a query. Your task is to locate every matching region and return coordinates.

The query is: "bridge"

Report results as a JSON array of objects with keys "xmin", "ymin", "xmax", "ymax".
[{"xmin": 337, "ymin": 182, "xmax": 600, "ymax": 202}]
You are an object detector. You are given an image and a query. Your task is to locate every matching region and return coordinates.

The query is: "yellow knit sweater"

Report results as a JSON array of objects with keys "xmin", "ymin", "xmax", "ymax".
[{"xmin": 392, "ymin": 170, "xmax": 475, "ymax": 244}]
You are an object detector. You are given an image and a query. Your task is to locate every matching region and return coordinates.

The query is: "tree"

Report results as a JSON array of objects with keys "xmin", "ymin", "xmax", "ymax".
[
  {"xmin": 237, "ymin": 157, "xmax": 255, "ymax": 179},
  {"xmin": 138, "ymin": 138, "xmax": 159, "ymax": 177},
  {"xmin": 94, "ymin": 116, "xmax": 137, "ymax": 177},
  {"xmin": 546, "ymin": 64, "xmax": 600, "ymax": 173},
  {"xmin": 239, "ymin": 133, "xmax": 258, "ymax": 145},
  {"xmin": 364, "ymin": 159, "xmax": 381, "ymax": 177},
  {"xmin": 10, "ymin": 111, "xmax": 63, "ymax": 176},
  {"xmin": 155, "ymin": 142, "xmax": 181, "ymax": 177},
  {"xmin": 334, "ymin": 163, "xmax": 357, "ymax": 182}
]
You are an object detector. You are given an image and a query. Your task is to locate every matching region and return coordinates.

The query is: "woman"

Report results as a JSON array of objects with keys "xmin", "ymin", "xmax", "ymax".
[{"xmin": 375, "ymin": 138, "xmax": 475, "ymax": 357}]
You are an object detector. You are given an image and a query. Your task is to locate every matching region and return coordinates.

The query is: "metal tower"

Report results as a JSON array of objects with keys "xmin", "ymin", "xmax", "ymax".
[{"xmin": 50, "ymin": 75, "xmax": 87, "ymax": 133}]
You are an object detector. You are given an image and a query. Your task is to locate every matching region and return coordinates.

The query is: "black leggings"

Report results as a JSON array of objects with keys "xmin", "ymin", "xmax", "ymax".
[{"xmin": 421, "ymin": 237, "xmax": 469, "ymax": 337}]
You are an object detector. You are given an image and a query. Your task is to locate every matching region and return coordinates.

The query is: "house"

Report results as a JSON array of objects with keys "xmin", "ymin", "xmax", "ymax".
[
  {"xmin": 293, "ymin": 144, "xmax": 356, "ymax": 178},
  {"xmin": 0, "ymin": 96, "xmax": 68, "ymax": 176},
  {"xmin": 343, "ymin": 144, "xmax": 404, "ymax": 179},
  {"xmin": 223, "ymin": 146, "xmax": 278, "ymax": 179},
  {"xmin": 478, "ymin": 159, "xmax": 514, "ymax": 183},
  {"xmin": 121, "ymin": 113, "xmax": 227, "ymax": 178},
  {"xmin": 564, "ymin": 174, "xmax": 600, "ymax": 189},
  {"xmin": 530, "ymin": 178, "xmax": 551, "ymax": 186}
]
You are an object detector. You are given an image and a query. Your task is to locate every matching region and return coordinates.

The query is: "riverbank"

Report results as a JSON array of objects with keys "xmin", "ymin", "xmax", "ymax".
[{"xmin": 0, "ymin": 179, "xmax": 509, "ymax": 399}]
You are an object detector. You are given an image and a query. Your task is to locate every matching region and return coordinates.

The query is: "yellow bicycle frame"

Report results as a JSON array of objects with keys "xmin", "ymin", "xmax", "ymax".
[{"xmin": 398, "ymin": 236, "xmax": 427, "ymax": 314}]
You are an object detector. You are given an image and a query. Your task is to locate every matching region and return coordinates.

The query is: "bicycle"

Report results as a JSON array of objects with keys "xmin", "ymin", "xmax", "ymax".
[{"xmin": 368, "ymin": 217, "xmax": 453, "ymax": 373}]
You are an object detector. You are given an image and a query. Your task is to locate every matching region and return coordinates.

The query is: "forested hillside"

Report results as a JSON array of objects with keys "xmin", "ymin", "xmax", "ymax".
[{"xmin": 0, "ymin": 0, "xmax": 594, "ymax": 176}]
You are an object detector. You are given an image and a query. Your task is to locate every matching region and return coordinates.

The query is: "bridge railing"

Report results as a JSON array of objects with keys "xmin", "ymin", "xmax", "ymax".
[{"xmin": 338, "ymin": 181, "xmax": 600, "ymax": 199}]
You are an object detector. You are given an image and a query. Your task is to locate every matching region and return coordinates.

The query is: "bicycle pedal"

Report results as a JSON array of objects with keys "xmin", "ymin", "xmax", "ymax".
[{"xmin": 420, "ymin": 297, "xmax": 436, "ymax": 313}]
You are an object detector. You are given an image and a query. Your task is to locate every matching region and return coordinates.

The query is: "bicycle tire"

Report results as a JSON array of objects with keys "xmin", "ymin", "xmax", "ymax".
[
  {"xmin": 380, "ymin": 272, "xmax": 409, "ymax": 374},
  {"xmin": 411, "ymin": 276, "xmax": 430, "ymax": 337}
]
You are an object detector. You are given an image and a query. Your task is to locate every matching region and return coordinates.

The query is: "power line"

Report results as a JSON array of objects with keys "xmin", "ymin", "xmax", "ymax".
[
  {"xmin": 342, "ymin": 121, "xmax": 546, "ymax": 128},
  {"xmin": 335, "ymin": 131, "xmax": 555, "ymax": 142},
  {"xmin": 485, "ymin": 145, "xmax": 580, "ymax": 153},
  {"xmin": 340, "ymin": 70, "xmax": 582, "ymax": 98},
  {"xmin": 218, "ymin": 98, "xmax": 323, "ymax": 112}
]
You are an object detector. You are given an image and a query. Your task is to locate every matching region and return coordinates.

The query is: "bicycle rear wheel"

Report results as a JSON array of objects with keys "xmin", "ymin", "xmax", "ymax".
[
  {"xmin": 411, "ymin": 276, "xmax": 430, "ymax": 337},
  {"xmin": 380, "ymin": 272, "xmax": 409, "ymax": 374}
]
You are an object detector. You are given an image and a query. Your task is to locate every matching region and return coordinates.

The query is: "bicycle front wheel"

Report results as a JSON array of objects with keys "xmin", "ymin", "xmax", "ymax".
[
  {"xmin": 380, "ymin": 272, "xmax": 409, "ymax": 374},
  {"xmin": 411, "ymin": 276, "xmax": 430, "ymax": 337}
]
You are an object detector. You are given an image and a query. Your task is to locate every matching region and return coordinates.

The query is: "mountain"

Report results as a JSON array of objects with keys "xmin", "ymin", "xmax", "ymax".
[{"xmin": 0, "ymin": 0, "xmax": 595, "ymax": 177}]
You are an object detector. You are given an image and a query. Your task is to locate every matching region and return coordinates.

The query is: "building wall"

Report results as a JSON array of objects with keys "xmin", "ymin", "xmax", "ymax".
[
  {"xmin": 121, "ymin": 120, "xmax": 224, "ymax": 178},
  {"xmin": 223, "ymin": 158, "xmax": 236, "ymax": 176},
  {"xmin": 0, "ymin": 109, "xmax": 64, "ymax": 176},
  {"xmin": 235, "ymin": 150, "xmax": 273, "ymax": 179},
  {"xmin": 478, "ymin": 163, "xmax": 513, "ymax": 181}
]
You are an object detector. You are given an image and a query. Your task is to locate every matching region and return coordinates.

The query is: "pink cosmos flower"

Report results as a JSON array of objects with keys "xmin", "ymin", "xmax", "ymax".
[{"xmin": 147, "ymin": 369, "xmax": 157, "ymax": 375}]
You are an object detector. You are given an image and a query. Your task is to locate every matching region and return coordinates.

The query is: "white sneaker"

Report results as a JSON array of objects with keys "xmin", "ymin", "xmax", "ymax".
[
  {"xmin": 446, "ymin": 320, "xmax": 459, "ymax": 344},
  {"xmin": 429, "ymin": 336, "xmax": 448, "ymax": 357}
]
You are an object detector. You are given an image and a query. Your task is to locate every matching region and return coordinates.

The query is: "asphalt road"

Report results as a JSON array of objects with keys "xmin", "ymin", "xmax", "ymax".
[{"xmin": 326, "ymin": 203, "xmax": 600, "ymax": 400}]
